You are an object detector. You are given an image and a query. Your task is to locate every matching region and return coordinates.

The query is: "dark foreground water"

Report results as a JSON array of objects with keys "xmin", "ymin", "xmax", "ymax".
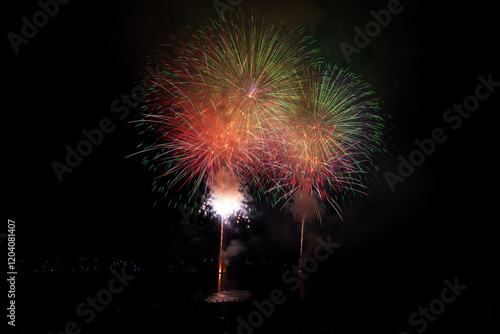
[{"xmin": 13, "ymin": 264, "xmax": 493, "ymax": 334}]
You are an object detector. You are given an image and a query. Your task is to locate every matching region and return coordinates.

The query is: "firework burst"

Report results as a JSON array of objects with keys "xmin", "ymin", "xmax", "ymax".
[
  {"xmin": 263, "ymin": 64, "xmax": 385, "ymax": 219},
  {"xmin": 133, "ymin": 10, "xmax": 387, "ymax": 230},
  {"xmin": 133, "ymin": 12, "xmax": 324, "ymax": 274},
  {"xmin": 136, "ymin": 13, "xmax": 318, "ymax": 199}
]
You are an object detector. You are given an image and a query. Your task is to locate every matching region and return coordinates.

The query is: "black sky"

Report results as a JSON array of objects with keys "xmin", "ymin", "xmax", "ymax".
[{"xmin": 5, "ymin": 0, "xmax": 498, "ymax": 291}]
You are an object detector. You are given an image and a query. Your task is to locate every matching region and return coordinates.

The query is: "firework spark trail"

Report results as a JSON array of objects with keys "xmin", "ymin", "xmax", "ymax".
[
  {"xmin": 208, "ymin": 169, "xmax": 249, "ymax": 274},
  {"xmin": 299, "ymin": 217, "xmax": 305, "ymax": 273},
  {"xmin": 219, "ymin": 217, "xmax": 224, "ymax": 274}
]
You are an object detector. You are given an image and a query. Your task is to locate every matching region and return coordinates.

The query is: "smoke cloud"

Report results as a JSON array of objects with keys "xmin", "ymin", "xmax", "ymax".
[
  {"xmin": 221, "ymin": 239, "xmax": 246, "ymax": 266},
  {"xmin": 289, "ymin": 188, "xmax": 322, "ymax": 224}
]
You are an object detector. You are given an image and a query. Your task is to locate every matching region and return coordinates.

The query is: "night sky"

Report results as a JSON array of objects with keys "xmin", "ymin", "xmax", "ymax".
[{"xmin": 4, "ymin": 0, "xmax": 499, "ymax": 332}]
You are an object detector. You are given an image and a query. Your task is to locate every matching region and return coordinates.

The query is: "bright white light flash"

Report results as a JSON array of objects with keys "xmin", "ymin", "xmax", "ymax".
[{"xmin": 211, "ymin": 190, "xmax": 244, "ymax": 219}]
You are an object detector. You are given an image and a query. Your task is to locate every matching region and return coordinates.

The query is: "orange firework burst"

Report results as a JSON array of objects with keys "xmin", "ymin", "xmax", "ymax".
[
  {"xmin": 136, "ymin": 11, "xmax": 318, "ymax": 196},
  {"xmin": 134, "ymin": 11, "xmax": 386, "ymax": 222}
]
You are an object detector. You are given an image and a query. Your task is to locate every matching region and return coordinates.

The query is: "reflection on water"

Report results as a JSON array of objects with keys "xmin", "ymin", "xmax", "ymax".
[
  {"xmin": 298, "ymin": 275, "xmax": 316, "ymax": 299},
  {"xmin": 201, "ymin": 288, "xmax": 254, "ymax": 302},
  {"xmin": 194, "ymin": 274, "xmax": 253, "ymax": 302},
  {"xmin": 193, "ymin": 272, "xmax": 317, "ymax": 303}
]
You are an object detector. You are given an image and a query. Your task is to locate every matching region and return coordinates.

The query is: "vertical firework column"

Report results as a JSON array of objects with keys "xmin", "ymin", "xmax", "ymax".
[
  {"xmin": 299, "ymin": 217, "xmax": 305, "ymax": 273},
  {"xmin": 219, "ymin": 217, "xmax": 225, "ymax": 274},
  {"xmin": 210, "ymin": 169, "xmax": 246, "ymax": 277}
]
